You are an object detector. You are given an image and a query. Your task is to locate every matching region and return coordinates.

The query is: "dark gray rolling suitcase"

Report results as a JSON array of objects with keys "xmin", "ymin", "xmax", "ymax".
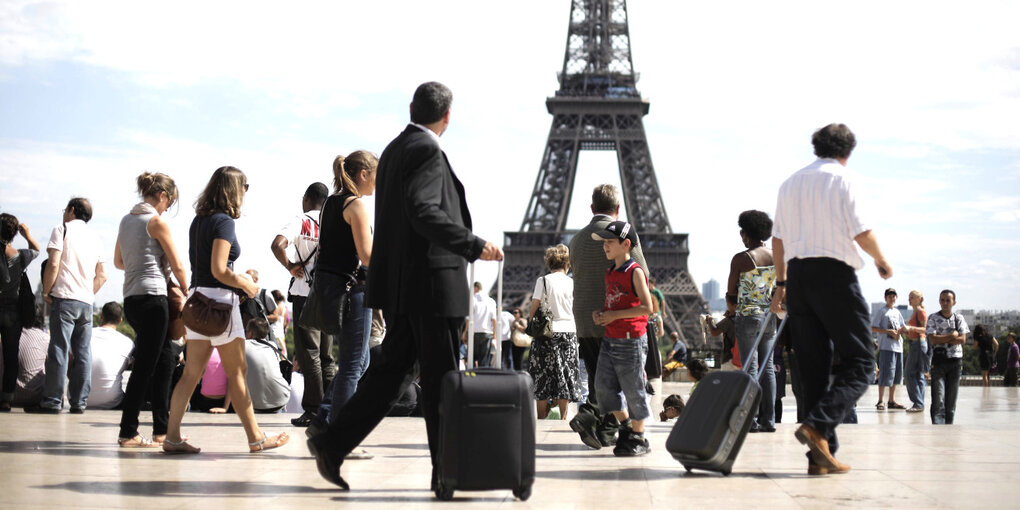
[
  {"xmin": 435, "ymin": 261, "xmax": 536, "ymax": 501},
  {"xmin": 665, "ymin": 312, "xmax": 786, "ymax": 475}
]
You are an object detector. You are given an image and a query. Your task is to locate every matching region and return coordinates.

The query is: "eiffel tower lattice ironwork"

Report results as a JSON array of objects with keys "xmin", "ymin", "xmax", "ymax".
[{"xmin": 499, "ymin": 0, "xmax": 710, "ymax": 347}]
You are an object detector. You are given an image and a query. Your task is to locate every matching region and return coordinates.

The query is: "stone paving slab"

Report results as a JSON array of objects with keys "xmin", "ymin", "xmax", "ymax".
[{"xmin": 2, "ymin": 383, "xmax": 1018, "ymax": 509}]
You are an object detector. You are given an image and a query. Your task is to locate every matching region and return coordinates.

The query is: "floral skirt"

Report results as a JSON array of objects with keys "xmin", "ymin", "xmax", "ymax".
[{"xmin": 527, "ymin": 332, "xmax": 582, "ymax": 401}]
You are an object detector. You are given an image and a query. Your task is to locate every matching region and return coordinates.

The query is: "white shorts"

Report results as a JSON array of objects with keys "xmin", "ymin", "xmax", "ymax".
[{"xmin": 184, "ymin": 287, "xmax": 245, "ymax": 347}]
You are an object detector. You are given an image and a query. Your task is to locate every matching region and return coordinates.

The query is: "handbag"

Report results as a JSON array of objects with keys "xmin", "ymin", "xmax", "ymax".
[
  {"xmin": 300, "ymin": 270, "xmax": 356, "ymax": 335},
  {"xmin": 525, "ymin": 275, "xmax": 554, "ymax": 339},
  {"xmin": 511, "ymin": 327, "xmax": 533, "ymax": 348},
  {"xmin": 181, "ymin": 290, "xmax": 233, "ymax": 337},
  {"xmin": 166, "ymin": 279, "xmax": 187, "ymax": 340},
  {"xmin": 17, "ymin": 272, "xmax": 36, "ymax": 327}
]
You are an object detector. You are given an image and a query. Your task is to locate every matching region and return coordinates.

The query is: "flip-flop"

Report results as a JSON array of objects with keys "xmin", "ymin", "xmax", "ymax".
[
  {"xmin": 249, "ymin": 432, "xmax": 290, "ymax": 453},
  {"xmin": 118, "ymin": 435, "xmax": 159, "ymax": 448},
  {"xmin": 162, "ymin": 438, "xmax": 201, "ymax": 454}
]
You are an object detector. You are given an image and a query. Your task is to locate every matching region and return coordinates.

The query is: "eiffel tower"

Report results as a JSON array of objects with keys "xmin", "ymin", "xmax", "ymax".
[{"xmin": 500, "ymin": 0, "xmax": 710, "ymax": 346}]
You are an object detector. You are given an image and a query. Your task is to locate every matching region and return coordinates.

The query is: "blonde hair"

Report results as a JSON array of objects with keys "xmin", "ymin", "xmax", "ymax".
[
  {"xmin": 544, "ymin": 244, "xmax": 570, "ymax": 271},
  {"xmin": 137, "ymin": 172, "xmax": 179, "ymax": 208},
  {"xmin": 332, "ymin": 151, "xmax": 378, "ymax": 195},
  {"xmin": 909, "ymin": 290, "xmax": 924, "ymax": 308},
  {"xmin": 195, "ymin": 166, "xmax": 246, "ymax": 219}
]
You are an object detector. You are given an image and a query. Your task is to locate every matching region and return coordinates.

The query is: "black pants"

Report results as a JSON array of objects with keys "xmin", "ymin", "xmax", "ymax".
[
  {"xmin": 645, "ymin": 328, "xmax": 662, "ymax": 379},
  {"xmin": 0, "ymin": 306, "xmax": 22, "ymax": 399},
  {"xmin": 292, "ymin": 296, "xmax": 336, "ymax": 412},
  {"xmin": 578, "ymin": 336, "xmax": 601, "ymax": 404},
  {"xmin": 1006, "ymin": 368, "xmax": 1019, "ymax": 387},
  {"xmin": 471, "ymin": 332, "xmax": 492, "ymax": 367},
  {"xmin": 120, "ymin": 295, "xmax": 172, "ymax": 438},
  {"xmin": 317, "ymin": 312, "xmax": 462, "ymax": 477},
  {"xmin": 510, "ymin": 343, "xmax": 528, "ymax": 372},
  {"xmin": 787, "ymin": 258, "xmax": 874, "ymax": 455}
]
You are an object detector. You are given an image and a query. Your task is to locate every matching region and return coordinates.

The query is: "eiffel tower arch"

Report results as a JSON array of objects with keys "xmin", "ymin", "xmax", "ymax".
[{"xmin": 500, "ymin": 0, "xmax": 710, "ymax": 347}]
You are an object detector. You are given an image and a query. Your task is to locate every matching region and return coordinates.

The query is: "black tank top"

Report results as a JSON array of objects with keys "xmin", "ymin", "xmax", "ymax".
[{"xmin": 316, "ymin": 192, "xmax": 360, "ymax": 277}]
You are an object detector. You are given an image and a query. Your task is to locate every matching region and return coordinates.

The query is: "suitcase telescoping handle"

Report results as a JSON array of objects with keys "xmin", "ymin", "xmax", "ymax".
[
  {"xmin": 740, "ymin": 311, "xmax": 788, "ymax": 383},
  {"xmin": 466, "ymin": 260, "xmax": 503, "ymax": 369}
]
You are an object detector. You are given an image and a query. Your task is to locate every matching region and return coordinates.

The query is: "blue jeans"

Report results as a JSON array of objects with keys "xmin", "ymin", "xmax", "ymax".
[
  {"xmin": 877, "ymin": 349, "xmax": 903, "ymax": 387},
  {"xmin": 595, "ymin": 335, "xmax": 650, "ymax": 422},
  {"xmin": 42, "ymin": 298, "xmax": 93, "ymax": 410},
  {"xmin": 904, "ymin": 339, "xmax": 929, "ymax": 409},
  {"xmin": 930, "ymin": 357, "xmax": 962, "ymax": 424},
  {"xmin": 735, "ymin": 313, "xmax": 777, "ymax": 428},
  {"xmin": 318, "ymin": 284, "xmax": 372, "ymax": 424}
]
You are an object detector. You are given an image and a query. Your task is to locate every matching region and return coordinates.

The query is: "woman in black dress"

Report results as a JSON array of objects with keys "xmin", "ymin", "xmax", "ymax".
[{"xmin": 972, "ymin": 325, "xmax": 998, "ymax": 387}]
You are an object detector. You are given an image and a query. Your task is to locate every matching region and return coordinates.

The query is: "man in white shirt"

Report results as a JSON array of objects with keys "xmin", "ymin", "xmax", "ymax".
[
  {"xmin": 467, "ymin": 282, "xmax": 496, "ymax": 367},
  {"xmin": 770, "ymin": 124, "xmax": 893, "ymax": 476},
  {"xmin": 88, "ymin": 302, "xmax": 134, "ymax": 410},
  {"xmin": 271, "ymin": 182, "xmax": 334, "ymax": 426},
  {"xmin": 32, "ymin": 198, "xmax": 106, "ymax": 413}
]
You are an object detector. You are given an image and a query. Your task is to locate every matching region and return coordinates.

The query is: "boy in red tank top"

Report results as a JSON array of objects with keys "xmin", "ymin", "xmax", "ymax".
[{"xmin": 589, "ymin": 221, "xmax": 654, "ymax": 456}]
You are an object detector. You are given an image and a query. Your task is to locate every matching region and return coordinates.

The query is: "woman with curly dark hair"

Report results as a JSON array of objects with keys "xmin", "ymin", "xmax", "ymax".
[
  {"xmin": 726, "ymin": 209, "xmax": 777, "ymax": 432},
  {"xmin": 0, "ymin": 213, "xmax": 41, "ymax": 411}
]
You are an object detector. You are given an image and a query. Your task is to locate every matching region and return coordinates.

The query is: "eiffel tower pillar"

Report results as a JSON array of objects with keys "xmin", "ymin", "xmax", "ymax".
[{"xmin": 500, "ymin": 0, "xmax": 709, "ymax": 347}]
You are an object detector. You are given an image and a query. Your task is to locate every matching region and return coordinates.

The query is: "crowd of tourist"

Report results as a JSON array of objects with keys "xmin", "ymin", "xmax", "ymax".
[{"xmin": 0, "ymin": 82, "xmax": 1015, "ymax": 490}]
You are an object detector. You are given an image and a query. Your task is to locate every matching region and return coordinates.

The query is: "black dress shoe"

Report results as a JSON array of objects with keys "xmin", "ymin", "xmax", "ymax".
[
  {"xmin": 24, "ymin": 404, "xmax": 60, "ymax": 414},
  {"xmin": 307, "ymin": 438, "xmax": 349, "ymax": 490},
  {"xmin": 305, "ymin": 417, "xmax": 327, "ymax": 439},
  {"xmin": 69, "ymin": 407, "xmax": 84, "ymax": 414},
  {"xmin": 291, "ymin": 411, "xmax": 315, "ymax": 427}
]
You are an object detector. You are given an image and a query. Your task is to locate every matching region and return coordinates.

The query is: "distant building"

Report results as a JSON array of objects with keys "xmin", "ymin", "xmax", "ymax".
[
  {"xmin": 702, "ymin": 279, "xmax": 720, "ymax": 302},
  {"xmin": 701, "ymin": 279, "xmax": 726, "ymax": 312},
  {"xmin": 971, "ymin": 310, "xmax": 1020, "ymax": 336}
]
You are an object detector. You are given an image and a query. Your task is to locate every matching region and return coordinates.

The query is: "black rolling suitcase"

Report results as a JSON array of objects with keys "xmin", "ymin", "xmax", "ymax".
[
  {"xmin": 666, "ymin": 312, "xmax": 786, "ymax": 475},
  {"xmin": 435, "ymin": 261, "xmax": 536, "ymax": 501}
]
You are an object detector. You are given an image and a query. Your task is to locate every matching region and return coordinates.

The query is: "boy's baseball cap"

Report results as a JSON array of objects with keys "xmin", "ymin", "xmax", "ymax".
[
  {"xmin": 591, "ymin": 220, "xmax": 639, "ymax": 247},
  {"xmin": 884, "ymin": 288, "xmax": 897, "ymax": 297}
]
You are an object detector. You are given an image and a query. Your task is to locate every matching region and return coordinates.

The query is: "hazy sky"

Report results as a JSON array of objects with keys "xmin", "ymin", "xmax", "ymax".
[{"xmin": 1, "ymin": 1, "xmax": 1018, "ymax": 311}]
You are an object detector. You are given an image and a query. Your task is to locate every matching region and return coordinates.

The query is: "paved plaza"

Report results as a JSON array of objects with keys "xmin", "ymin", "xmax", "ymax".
[{"xmin": 2, "ymin": 382, "xmax": 1018, "ymax": 509}]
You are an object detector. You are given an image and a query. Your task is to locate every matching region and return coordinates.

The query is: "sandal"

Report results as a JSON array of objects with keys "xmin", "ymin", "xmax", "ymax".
[
  {"xmin": 162, "ymin": 438, "xmax": 201, "ymax": 454},
  {"xmin": 118, "ymin": 435, "xmax": 159, "ymax": 448},
  {"xmin": 876, "ymin": 402, "xmax": 885, "ymax": 411},
  {"xmin": 345, "ymin": 448, "xmax": 374, "ymax": 460},
  {"xmin": 249, "ymin": 432, "xmax": 290, "ymax": 453},
  {"xmin": 888, "ymin": 401, "xmax": 906, "ymax": 410}
]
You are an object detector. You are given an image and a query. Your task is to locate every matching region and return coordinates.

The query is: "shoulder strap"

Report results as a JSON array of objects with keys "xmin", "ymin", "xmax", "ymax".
[
  {"xmin": 253, "ymin": 336, "xmax": 284, "ymax": 360},
  {"xmin": 745, "ymin": 251, "xmax": 757, "ymax": 266}
]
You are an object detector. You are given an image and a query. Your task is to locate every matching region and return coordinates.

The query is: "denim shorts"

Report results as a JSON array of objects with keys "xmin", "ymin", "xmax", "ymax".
[
  {"xmin": 877, "ymin": 349, "xmax": 903, "ymax": 387},
  {"xmin": 594, "ymin": 335, "xmax": 650, "ymax": 422}
]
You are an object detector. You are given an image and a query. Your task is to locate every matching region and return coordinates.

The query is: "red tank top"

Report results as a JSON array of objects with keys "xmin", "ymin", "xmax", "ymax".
[{"xmin": 603, "ymin": 259, "xmax": 648, "ymax": 339}]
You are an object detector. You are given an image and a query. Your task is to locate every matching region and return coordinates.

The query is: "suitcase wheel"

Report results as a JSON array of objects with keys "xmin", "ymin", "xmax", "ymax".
[
  {"xmin": 513, "ymin": 484, "xmax": 532, "ymax": 501},
  {"xmin": 435, "ymin": 484, "xmax": 454, "ymax": 501}
]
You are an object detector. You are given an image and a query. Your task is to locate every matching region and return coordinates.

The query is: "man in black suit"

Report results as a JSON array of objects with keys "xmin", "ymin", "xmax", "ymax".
[{"xmin": 308, "ymin": 82, "xmax": 503, "ymax": 490}]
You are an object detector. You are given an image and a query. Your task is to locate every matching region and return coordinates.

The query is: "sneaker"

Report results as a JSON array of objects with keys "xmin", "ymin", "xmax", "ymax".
[
  {"xmin": 291, "ymin": 410, "xmax": 316, "ymax": 427},
  {"xmin": 906, "ymin": 406, "xmax": 924, "ymax": 413},
  {"xmin": 613, "ymin": 431, "xmax": 651, "ymax": 457},
  {"xmin": 24, "ymin": 404, "xmax": 60, "ymax": 414}
]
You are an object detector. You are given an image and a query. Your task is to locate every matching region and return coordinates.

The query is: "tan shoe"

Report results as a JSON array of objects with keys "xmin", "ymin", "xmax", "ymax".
[
  {"xmin": 795, "ymin": 424, "xmax": 849, "ymax": 473},
  {"xmin": 807, "ymin": 451, "xmax": 850, "ymax": 475}
]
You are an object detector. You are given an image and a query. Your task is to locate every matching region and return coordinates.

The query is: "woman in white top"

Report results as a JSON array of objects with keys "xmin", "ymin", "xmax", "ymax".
[{"xmin": 527, "ymin": 244, "xmax": 582, "ymax": 419}]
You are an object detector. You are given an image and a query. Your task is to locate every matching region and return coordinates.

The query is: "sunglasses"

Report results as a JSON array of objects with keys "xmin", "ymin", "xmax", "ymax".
[{"xmin": 244, "ymin": 183, "xmax": 250, "ymax": 192}]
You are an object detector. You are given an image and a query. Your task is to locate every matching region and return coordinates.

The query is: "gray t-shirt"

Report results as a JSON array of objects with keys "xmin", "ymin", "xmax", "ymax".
[
  {"xmin": 0, "ymin": 248, "xmax": 39, "ymax": 304},
  {"xmin": 872, "ymin": 306, "xmax": 904, "ymax": 353},
  {"xmin": 244, "ymin": 338, "xmax": 290, "ymax": 411}
]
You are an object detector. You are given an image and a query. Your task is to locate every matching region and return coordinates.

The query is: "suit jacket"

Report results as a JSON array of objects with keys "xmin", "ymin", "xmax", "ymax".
[
  {"xmin": 569, "ymin": 215, "xmax": 648, "ymax": 338},
  {"xmin": 367, "ymin": 125, "xmax": 486, "ymax": 317}
]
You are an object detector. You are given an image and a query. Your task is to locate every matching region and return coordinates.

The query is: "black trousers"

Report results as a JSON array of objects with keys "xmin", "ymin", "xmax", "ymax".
[
  {"xmin": 578, "ymin": 336, "xmax": 601, "ymax": 404},
  {"xmin": 787, "ymin": 258, "xmax": 874, "ymax": 455},
  {"xmin": 120, "ymin": 295, "xmax": 172, "ymax": 438},
  {"xmin": 292, "ymin": 296, "xmax": 336, "ymax": 412},
  {"xmin": 317, "ymin": 312, "xmax": 462, "ymax": 477},
  {"xmin": 0, "ymin": 306, "xmax": 22, "ymax": 399}
]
